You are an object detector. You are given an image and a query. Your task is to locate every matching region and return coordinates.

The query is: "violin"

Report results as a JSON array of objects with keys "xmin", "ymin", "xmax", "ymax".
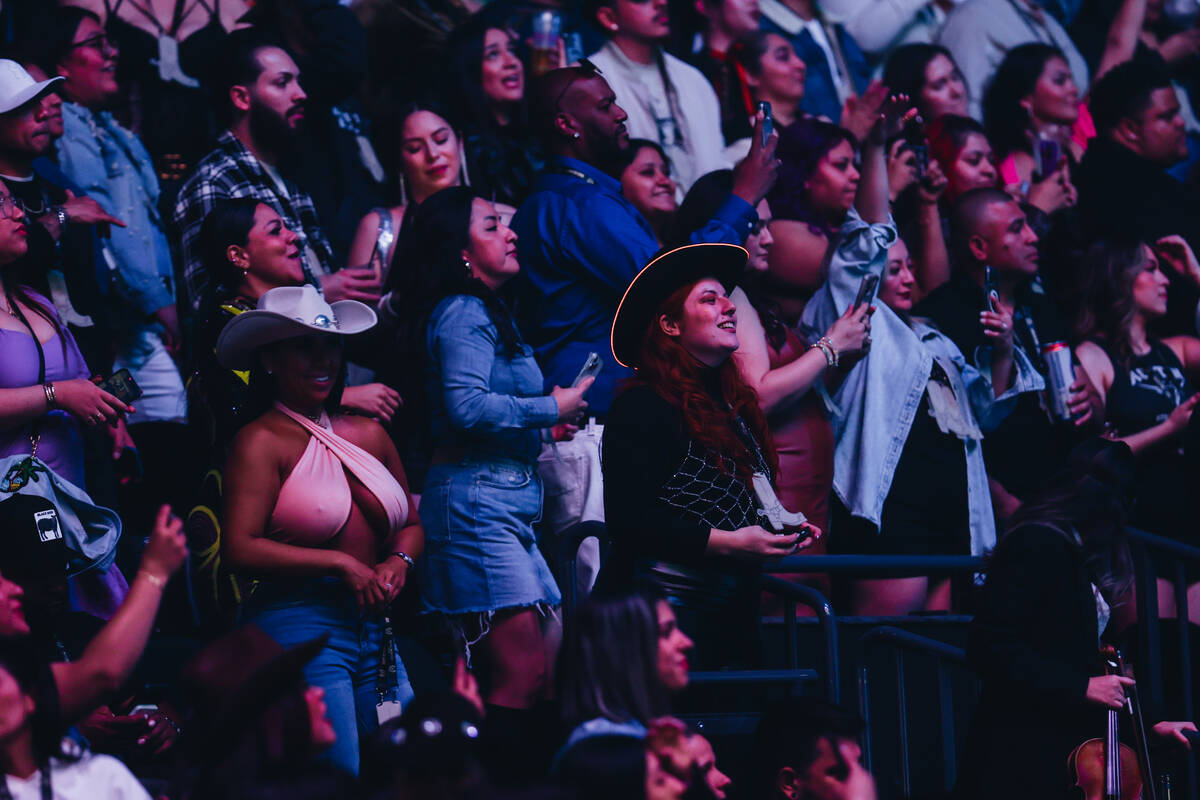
[{"xmin": 1068, "ymin": 647, "xmax": 1156, "ymax": 800}]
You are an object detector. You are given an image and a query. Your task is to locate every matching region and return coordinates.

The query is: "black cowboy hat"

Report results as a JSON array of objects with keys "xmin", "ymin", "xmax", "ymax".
[{"xmin": 610, "ymin": 243, "xmax": 747, "ymax": 369}]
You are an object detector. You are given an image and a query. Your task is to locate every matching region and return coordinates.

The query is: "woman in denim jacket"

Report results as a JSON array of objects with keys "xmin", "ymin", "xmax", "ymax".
[
  {"xmin": 398, "ymin": 187, "xmax": 590, "ymax": 744},
  {"xmin": 802, "ymin": 111, "xmax": 1042, "ymax": 616}
]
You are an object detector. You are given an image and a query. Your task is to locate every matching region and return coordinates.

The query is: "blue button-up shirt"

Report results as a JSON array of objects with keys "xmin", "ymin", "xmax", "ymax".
[{"xmin": 512, "ymin": 156, "xmax": 757, "ymax": 415}]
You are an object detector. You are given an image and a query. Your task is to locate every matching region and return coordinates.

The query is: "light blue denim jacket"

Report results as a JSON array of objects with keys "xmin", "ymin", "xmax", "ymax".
[
  {"xmin": 801, "ymin": 211, "xmax": 1044, "ymax": 556},
  {"xmin": 427, "ymin": 295, "xmax": 560, "ymax": 464},
  {"xmin": 56, "ymin": 103, "xmax": 174, "ymax": 317}
]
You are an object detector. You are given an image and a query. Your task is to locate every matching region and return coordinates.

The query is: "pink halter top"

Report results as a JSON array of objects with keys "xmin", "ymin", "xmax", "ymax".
[{"xmin": 268, "ymin": 403, "xmax": 409, "ymax": 544}]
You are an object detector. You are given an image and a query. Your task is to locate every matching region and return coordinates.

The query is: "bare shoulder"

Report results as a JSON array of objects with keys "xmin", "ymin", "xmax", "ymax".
[{"xmin": 331, "ymin": 413, "xmax": 391, "ymax": 456}]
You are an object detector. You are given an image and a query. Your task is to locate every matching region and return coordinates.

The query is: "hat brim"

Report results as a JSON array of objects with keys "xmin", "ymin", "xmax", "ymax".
[
  {"xmin": 0, "ymin": 76, "xmax": 64, "ymax": 115},
  {"xmin": 611, "ymin": 243, "xmax": 748, "ymax": 369},
  {"xmin": 216, "ymin": 299, "xmax": 377, "ymax": 371}
]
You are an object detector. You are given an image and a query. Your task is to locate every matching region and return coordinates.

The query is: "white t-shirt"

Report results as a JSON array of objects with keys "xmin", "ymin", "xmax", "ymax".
[{"xmin": 2, "ymin": 751, "xmax": 151, "ymax": 800}]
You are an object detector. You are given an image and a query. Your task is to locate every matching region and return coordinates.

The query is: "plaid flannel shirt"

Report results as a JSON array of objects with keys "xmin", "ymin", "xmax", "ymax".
[{"xmin": 173, "ymin": 131, "xmax": 335, "ymax": 311}]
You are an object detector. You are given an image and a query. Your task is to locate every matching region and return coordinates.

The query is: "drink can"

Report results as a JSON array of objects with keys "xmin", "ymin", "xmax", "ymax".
[{"xmin": 1042, "ymin": 341, "xmax": 1074, "ymax": 421}]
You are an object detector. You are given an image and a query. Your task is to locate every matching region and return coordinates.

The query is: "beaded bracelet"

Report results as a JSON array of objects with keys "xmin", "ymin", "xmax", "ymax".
[
  {"xmin": 819, "ymin": 337, "xmax": 840, "ymax": 368},
  {"xmin": 810, "ymin": 341, "xmax": 834, "ymax": 367}
]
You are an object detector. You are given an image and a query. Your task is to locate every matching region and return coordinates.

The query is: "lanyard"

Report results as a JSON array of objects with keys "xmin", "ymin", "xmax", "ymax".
[
  {"xmin": 548, "ymin": 165, "xmax": 597, "ymax": 186},
  {"xmin": 375, "ymin": 612, "xmax": 398, "ymax": 703}
]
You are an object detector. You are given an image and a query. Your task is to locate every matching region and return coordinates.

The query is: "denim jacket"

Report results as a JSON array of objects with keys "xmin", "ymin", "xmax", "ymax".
[
  {"xmin": 802, "ymin": 211, "xmax": 1044, "ymax": 556},
  {"xmin": 56, "ymin": 103, "xmax": 173, "ymax": 317},
  {"xmin": 427, "ymin": 295, "xmax": 559, "ymax": 464}
]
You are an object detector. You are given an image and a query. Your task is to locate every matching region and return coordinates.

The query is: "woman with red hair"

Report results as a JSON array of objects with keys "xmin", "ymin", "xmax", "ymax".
[{"xmin": 599, "ymin": 244, "xmax": 821, "ymax": 667}]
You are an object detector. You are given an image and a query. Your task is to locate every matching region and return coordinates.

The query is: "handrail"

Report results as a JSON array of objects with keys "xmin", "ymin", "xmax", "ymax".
[
  {"xmin": 761, "ymin": 575, "xmax": 840, "ymax": 703},
  {"xmin": 1127, "ymin": 527, "xmax": 1199, "ymax": 800},
  {"xmin": 858, "ymin": 626, "xmax": 969, "ymax": 799},
  {"xmin": 771, "ymin": 554, "xmax": 986, "ymax": 575},
  {"xmin": 689, "ymin": 668, "xmax": 819, "ymax": 686}
]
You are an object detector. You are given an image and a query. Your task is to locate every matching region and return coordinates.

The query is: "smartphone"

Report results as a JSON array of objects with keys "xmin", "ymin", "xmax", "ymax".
[
  {"xmin": 97, "ymin": 368, "xmax": 143, "ymax": 404},
  {"xmin": 1034, "ymin": 135, "xmax": 1061, "ymax": 181},
  {"xmin": 983, "ymin": 266, "xmax": 998, "ymax": 312},
  {"xmin": 854, "ymin": 274, "xmax": 879, "ymax": 308},
  {"xmin": 130, "ymin": 704, "xmax": 158, "ymax": 716},
  {"xmin": 759, "ymin": 100, "xmax": 773, "ymax": 147},
  {"xmin": 571, "ymin": 352, "xmax": 603, "ymax": 388},
  {"xmin": 909, "ymin": 143, "xmax": 929, "ymax": 180},
  {"xmin": 366, "ymin": 237, "xmax": 383, "ymax": 284}
]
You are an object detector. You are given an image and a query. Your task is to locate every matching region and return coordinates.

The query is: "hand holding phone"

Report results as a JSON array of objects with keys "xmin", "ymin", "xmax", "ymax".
[
  {"xmin": 97, "ymin": 368, "xmax": 143, "ymax": 404},
  {"xmin": 759, "ymin": 101, "xmax": 773, "ymax": 148},
  {"xmin": 854, "ymin": 275, "xmax": 879, "ymax": 308},
  {"xmin": 572, "ymin": 352, "xmax": 603, "ymax": 388}
]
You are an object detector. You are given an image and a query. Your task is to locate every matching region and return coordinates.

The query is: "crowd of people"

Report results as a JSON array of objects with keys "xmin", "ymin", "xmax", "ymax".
[{"xmin": 0, "ymin": 0, "xmax": 1200, "ymax": 796}]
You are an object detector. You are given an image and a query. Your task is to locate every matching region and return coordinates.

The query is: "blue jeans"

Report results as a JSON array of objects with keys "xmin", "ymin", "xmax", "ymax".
[{"xmin": 246, "ymin": 577, "xmax": 414, "ymax": 775}]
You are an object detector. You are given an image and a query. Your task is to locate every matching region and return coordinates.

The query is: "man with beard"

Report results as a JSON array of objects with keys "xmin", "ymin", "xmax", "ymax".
[
  {"xmin": 173, "ymin": 30, "xmax": 380, "ymax": 314},
  {"xmin": 513, "ymin": 63, "xmax": 778, "ymax": 415}
]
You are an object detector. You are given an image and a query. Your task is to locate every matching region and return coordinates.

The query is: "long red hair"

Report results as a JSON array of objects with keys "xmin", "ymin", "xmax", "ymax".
[{"xmin": 628, "ymin": 281, "xmax": 779, "ymax": 480}]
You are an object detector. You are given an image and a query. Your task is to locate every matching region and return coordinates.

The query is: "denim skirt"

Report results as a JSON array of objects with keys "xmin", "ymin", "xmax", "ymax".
[{"xmin": 419, "ymin": 459, "xmax": 561, "ymax": 616}]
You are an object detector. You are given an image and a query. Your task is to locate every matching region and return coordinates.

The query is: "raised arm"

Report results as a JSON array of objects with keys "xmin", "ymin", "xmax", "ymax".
[
  {"xmin": 52, "ymin": 506, "xmax": 187, "ymax": 722},
  {"xmin": 1096, "ymin": 0, "xmax": 1147, "ymax": 86}
]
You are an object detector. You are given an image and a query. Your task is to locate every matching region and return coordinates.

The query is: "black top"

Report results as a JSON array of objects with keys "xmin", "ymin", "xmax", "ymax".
[
  {"xmin": 959, "ymin": 523, "xmax": 1105, "ymax": 800},
  {"xmin": 461, "ymin": 125, "xmax": 544, "ymax": 208},
  {"xmin": 688, "ymin": 49, "xmax": 754, "ymax": 146},
  {"xmin": 915, "ymin": 271, "xmax": 1077, "ymax": 500},
  {"xmin": 107, "ymin": 7, "xmax": 227, "ymax": 194},
  {"xmin": 1093, "ymin": 338, "xmax": 1198, "ymax": 547},
  {"xmin": 832, "ymin": 363, "xmax": 969, "ymax": 554},
  {"xmin": 599, "ymin": 378, "xmax": 764, "ymax": 605}
]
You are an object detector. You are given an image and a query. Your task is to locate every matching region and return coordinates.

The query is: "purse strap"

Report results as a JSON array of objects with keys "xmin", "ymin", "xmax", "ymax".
[{"xmin": 6, "ymin": 291, "xmax": 46, "ymax": 459}]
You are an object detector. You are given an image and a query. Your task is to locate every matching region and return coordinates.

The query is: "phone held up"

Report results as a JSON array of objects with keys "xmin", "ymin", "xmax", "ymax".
[
  {"xmin": 854, "ymin": 274, "xmax": 879, "ymax": 308},
  {"xmin": 759, "ymin": 100, "xmax": 773, "ymax": 148},
  {"xmin": 572, "ymin": 352, "xmax": 603, "ymax": 388}
]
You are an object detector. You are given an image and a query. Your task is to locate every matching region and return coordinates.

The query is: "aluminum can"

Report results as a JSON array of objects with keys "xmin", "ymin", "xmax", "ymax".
[{"xmin": 1042, "ymin": 341, "xmax": 1074, "ymax": 421}]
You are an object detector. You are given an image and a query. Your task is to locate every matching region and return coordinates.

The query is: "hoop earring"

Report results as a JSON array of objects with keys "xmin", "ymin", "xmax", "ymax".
[{"xmin": 458, "ymin": 139, "xmax": 471, "ymax": 188}]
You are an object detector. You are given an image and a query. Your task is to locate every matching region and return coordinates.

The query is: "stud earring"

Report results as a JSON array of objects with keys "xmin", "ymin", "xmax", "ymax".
[
  {"xmin": 572, "ymin": 132, "xmax": 581, "ymax": 139},
  {"xmin": 464, "ymin": 259, "xmax": 472, "ymax": 276}
]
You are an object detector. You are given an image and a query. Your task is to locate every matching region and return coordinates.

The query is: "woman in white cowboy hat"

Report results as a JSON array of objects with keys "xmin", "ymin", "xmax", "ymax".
[
  {"xmin": 215, "ymin": 284, "xmax": 424, "ymax": 776},
  {"xmin": 600, "ymin": 242, "xmax": 821, "ymax": 668}
]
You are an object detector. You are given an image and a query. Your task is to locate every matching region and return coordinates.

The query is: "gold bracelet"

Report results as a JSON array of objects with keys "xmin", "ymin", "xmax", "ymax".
[{"xmin": 139, "ymin": 570, "xmax": 166, "ymax": 589}]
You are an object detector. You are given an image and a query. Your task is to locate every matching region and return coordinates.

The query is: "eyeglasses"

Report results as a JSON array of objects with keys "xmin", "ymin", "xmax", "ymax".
[
  {"xmin": 553, "ymin": 58, "xmax": 603, "ymax": 111},
  {"xmin": 0, "ymin": 195, "xmax": 23, "ymax": 221},
  {"xmin": 70, "ymin": 34, "xmax": 119, "ymax": 56}
]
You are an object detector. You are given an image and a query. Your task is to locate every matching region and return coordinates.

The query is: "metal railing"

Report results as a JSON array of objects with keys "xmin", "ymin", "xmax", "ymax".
[
  {"xmin": 857, "ymin": 626, "xmax": 973, "ymax": 799},
  {"xmin": 1128, "ymin": 527, "xmax": 1200, "ymax": 800}
]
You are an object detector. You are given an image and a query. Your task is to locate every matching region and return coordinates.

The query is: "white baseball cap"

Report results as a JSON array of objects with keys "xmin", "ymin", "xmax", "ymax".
[{"xmin": 0, "ymin": 60, "xmax": 63, "ymax": 116}]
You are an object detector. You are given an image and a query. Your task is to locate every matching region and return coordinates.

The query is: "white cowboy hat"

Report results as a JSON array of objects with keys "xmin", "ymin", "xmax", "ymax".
[
  {"xmin": 216, "ymin": 284, "xmax": 377, "ymax": 371},
  {"xmin": 0, "ymin": 60, "xmax": 63, "ymax": 116}
]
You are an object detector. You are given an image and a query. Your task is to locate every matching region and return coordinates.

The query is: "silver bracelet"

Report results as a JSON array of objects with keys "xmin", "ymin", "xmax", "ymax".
[
  {"xmin": 43, "ymin": 382, "xmax": 56, "ymax": 408},
  {"xmin": 818, "ymin": 336, "xmax": 840, "ymax": 367},
  {"xmin": 391, "ymin": 551, "xmax": 415, "ymax": 569}
]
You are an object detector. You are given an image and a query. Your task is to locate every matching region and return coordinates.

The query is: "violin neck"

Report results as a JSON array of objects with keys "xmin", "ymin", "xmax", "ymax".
[{"xmin": 1106, "ymin": 707, "xmax": 1120, "ymax": 800}]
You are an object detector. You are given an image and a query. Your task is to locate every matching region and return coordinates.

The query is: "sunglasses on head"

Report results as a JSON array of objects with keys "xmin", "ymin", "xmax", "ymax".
[{"xmin": 553, "ymin": 58, "xmax": 604, "ymax": 111}]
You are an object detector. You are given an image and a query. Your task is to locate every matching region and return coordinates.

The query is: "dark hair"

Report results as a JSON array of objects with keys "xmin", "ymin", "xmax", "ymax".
[
  {"xmin": 948, "ymin": 187, "xmax": 1015, "ymax": 267},
  {"xmin": 1003, "ymin": 438, "xmax": 1136, "ymax": 601},
  {"xmin": 883, "ymin": 44, "xmax": 959, "ymax": 117},
  {"xmin": 559, "ymin": 593, "xmax": 669, "ymax": 728},
  {"xmin": 926, "ymin": 114, "xmax": 989, "ymax": 173},
  {"xmin": 0, "ymin": 637, "xmax": 75, "ymax": 767},
  {"xmin": 212, "ymin": 29, "xmax": 288, "ymax": 124},
  {"xmin": 198, "ymin": 199, "xmax": 264, "ymax": 294},
  {"xmin": 615, "ymin": 138, "xmax": 670, "ymax": 179},
  {"xmin": 1089, "ymin": 55, "xmax": 1175, "ymax": 137},
  {"xmin": 442, "ymin": 18, "xmax": 528, "ymax": 136},
  {"xmin": 982, "ymin": 43, "xmax": 1065, "ymax": 159},
  {"xmin": 371, "ymin": 95, "xmax": 459, "ymax": 205},
  {"xmin": 1072, "ymin": 236, "xmax": 1149, "ymax": 369},
  {"xmin": 554, "ymin": 735, "xmax": 647, "ymax": 800},
  {"xmin": 768, "ymin": 117, "xmax": 854, "ymax": 233},
  {"xmin": 36, "ymin": 7, "xmax": 100, "ymax": 76},
  {"xmin": 390, "ymin": 186, "xmax": 522, "ymax": 358},
  {"xmin": 670, "ymin": 169, "xmax": 732, "ymax": 248},
  {"xmin": 751, "ymin": 698, "xmax": 863, "ymax": 797},
  {"xmin": 732, "ymin": 31, "xmax": 770, "ymax": 78}
]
